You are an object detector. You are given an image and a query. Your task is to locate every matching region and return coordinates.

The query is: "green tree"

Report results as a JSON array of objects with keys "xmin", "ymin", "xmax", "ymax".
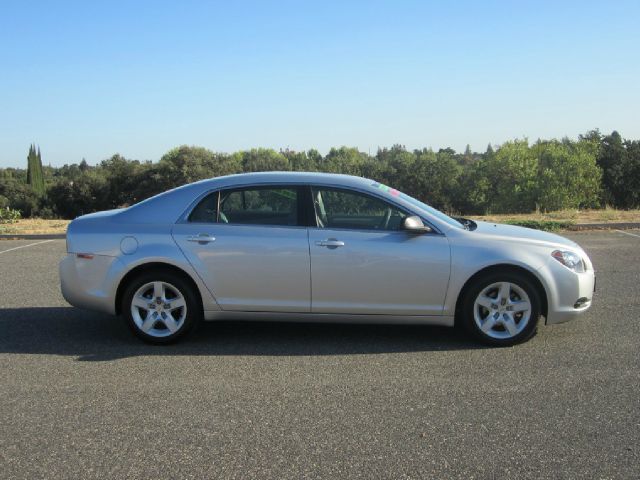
[
  {"xmin": 485, "ymin": 143, "xmax": 494, "ymax": 157},
  {"xmin": 232, "ymin": 148, "xmax": 288, "ymax": 173},
  {"xmin": 4, "ymin": 133, "xmax": 640, "ymax": 219},
  {"xmin": 47, "ymin": 173, "xmax": 109, "ymax": 218},
  {"xmin": 623, "ymin": 140, "xmax": 640, "ymax": 208},
  {"xmin": 483, "ymin": 140, "xmax": 538, "ymax": 213},
  {"xmin": 0, "ymin": 179, "xmax": 41, "ymax": 217},
  {"xmin": 101, "ymin": 154, "xmax": 143, "ymax": 207},
  {"xmin": 596, "ymin": 131, "xmax": 640, "ymax": 208},
  {"xmin": 460, "ymin": 144, "xmax": 475, "ymax": 165},
  {"xmin": 26, "ymin": 144, "xmax": 45, "ymax": 196},
  {"xmin": 373, "ymin": 145, "xmax": 415, "ymax": 187},
  {"xmin": 159, "ymin": 145, "xmax": 242, "ymax": 187},
  {"xmin": 408, "ymin": 148, "xmax": 461, "ymax": 212},
  {"xmin": 535, "ymin": 139, "xmax": 601, "ymax": 211},
  {"xmin": 597, "ymin": 131, "xmax": 626, "ymax": 206},
  {"xmin": 319, "ymin": 147, "xmax": 367, "ymax": 175},
  {"xmin": 456, "ymin": 160, "xmax": 491, "ymax": 214},
  {"xmin": 282, "ymin": 149, "xmax": 319, "ymax": 172}
]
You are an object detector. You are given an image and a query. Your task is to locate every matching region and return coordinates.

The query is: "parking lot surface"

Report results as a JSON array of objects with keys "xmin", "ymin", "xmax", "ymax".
[{"xmin": 0, "ymin": 231, "xmax": 638, "ymax": 479}]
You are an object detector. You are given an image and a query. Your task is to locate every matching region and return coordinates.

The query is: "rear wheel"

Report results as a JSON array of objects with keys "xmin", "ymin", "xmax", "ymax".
[
  {"xmin": 461, "ymin": 271, "xmax": 541, "ymax": 346},
  {"xmin": 122, "ymin": 271, "xmax": 201, "ymax": 344}
]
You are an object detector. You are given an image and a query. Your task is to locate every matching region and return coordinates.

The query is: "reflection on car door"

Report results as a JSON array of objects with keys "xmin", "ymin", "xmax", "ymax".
[
  {"xmin": 308, "ymin": 187, "xmax": 450, "ymax": 315},
  {"xmin": 172, "ymin": 186, "xmax": 311, "ymax": 312}
]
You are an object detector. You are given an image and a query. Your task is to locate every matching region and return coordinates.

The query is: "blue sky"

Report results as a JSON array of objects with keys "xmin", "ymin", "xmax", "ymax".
[{"xmin": 1, "ymin": 0, "xmax": 639, "ymax": 167}]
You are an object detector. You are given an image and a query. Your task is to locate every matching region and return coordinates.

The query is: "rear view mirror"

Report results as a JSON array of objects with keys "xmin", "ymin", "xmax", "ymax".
[{"xmin": 402, "ymin": 215, "xmax": 432, "ymax": 234}]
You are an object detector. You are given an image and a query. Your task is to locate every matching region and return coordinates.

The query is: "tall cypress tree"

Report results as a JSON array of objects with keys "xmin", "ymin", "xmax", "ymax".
[
  {"xmin": 26, "ymin": 144, "xmax": 33, "ymax": 184},
  {"xmin": 26, "ymin": 143, "xmax": 45, "ymax": 196}
]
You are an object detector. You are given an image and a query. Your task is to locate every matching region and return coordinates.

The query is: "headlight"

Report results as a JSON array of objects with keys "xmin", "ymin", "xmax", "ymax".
[{"xmin": 551, "ymin": 250, "xmax": 585, "ymax": 273}]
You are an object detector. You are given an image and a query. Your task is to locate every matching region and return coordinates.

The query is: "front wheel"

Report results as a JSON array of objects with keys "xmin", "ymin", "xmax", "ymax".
[
  {"xmin": 122, "ymin": 271, "xmax": 201, "ymax": 344},
  {"xmin": 461, "ymin": 271, "xmax": 541, "ymax": 346}
]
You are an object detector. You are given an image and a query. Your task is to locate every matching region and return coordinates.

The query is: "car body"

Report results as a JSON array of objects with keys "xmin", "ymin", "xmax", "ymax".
[{"xmin": 59, "ymin": 172, "xmax": 595, "ymax": 345}]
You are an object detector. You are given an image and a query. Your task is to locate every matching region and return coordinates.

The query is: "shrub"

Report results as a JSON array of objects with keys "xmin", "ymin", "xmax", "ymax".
[{"xmin": 0, "ymin": 207, "xmax": 22, "ymax": 224}]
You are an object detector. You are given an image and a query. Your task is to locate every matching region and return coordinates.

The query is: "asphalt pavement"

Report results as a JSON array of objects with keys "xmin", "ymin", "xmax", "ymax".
[{"xmin": 0, "ymin": 231, "xmax": 638, "ymax": 479}]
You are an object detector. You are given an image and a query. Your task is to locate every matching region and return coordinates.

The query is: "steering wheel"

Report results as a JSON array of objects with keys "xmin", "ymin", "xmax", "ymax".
[{"xmin": 379, "ymin": 207, "xmax": 392, "ymax": 230}]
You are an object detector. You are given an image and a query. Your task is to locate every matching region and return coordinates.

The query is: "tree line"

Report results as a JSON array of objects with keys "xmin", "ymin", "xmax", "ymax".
[{"xmin": 0, "ymin": 130, "xmax": 639, "ymax": 220}]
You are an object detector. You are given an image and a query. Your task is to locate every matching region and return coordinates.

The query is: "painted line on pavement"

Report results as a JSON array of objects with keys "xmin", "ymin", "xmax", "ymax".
[
  {"xmin": 615, "ymin": 229, "xmax": 640, "ymax": 238},
  {"xmin": 0, "ymin": 239, "xmax": 56, "ymax": 255}
]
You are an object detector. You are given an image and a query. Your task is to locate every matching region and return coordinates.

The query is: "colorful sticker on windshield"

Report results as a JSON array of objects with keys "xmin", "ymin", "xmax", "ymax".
[
  {"xmin": 272, "ymin": 189, "xmax": 296, "ymax": 200},
  {"xmin": 371, "ymin": 182, "xmax": 400, "ymax": 196}
]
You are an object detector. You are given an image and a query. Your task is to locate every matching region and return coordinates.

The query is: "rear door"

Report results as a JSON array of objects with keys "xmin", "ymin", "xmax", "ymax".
[
  {"xmin": 308, "ymin": 186, "xmax": 450, "ymax": 316},
  {"xmin": 172, "ymin": 185, "xmax": 311, "ymax": 312}
]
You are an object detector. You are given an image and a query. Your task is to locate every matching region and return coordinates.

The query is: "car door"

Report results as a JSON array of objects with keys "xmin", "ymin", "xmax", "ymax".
[
  {"xmin": 172, "ymin": 185, "xmax": 311, "ymax": 312},
  {"xmin": 308, "ymin": 186, "xmax": 450, "ymax": 316}
]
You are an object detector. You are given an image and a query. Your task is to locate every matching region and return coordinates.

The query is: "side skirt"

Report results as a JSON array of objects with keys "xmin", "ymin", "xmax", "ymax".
[{"xmin": 203, "ymin": 310, "xmax": 455, "ymax": 327}]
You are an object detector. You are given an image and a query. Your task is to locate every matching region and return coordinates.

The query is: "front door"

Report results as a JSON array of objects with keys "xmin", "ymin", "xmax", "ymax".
[
  {"xmin": 308, "ymin": 187, "xmax": 450, "ymax": 315},
  {"xmin": 172, "ymin": 185, "xmax": 311, "ymax": 312}
]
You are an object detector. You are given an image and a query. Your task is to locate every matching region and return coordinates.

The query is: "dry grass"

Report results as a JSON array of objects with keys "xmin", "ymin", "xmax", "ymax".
[
  {"xmin": 0, "ymin": 218, "xmax": 70, "ymax": 235},
  {"xmin": 1, "ymin": 208, "xmax": 639, "ymax": 236},
  {"xmin": 470, "ymin": 208, "xmax": 640, "ymax": 225}
]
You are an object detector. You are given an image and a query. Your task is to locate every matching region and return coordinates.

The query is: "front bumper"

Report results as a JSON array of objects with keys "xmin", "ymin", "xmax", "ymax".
[{"xmin": 541, "ymin": 258, "xmax": 596, "ymax": 325}]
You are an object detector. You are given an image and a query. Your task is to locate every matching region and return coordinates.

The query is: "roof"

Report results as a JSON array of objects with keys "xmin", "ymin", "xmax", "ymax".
[{"xmin": 194, "ymin": 171, "xmax": 374, "ymax": 189}]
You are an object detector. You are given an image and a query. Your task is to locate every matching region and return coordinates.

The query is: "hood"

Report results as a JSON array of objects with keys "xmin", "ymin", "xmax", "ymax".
[{"xmin": 472, "ymin": 220, "xmax": 578, "ymax": 249}]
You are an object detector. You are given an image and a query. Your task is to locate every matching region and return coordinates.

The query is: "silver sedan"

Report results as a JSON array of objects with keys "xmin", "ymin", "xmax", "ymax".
[{"xmin": 59, "ymin": 172, "xmax": 595, "ymax": 346}]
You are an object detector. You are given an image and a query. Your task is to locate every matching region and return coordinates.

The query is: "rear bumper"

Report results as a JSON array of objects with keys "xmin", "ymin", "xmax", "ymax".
[{"xmin": 59, "ymin": 253, "xmax": 123, "ymax": 315}]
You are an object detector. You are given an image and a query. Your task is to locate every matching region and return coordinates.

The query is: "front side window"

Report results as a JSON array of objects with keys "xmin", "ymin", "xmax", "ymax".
[
  {"xmin": 370, "ymin": 181, "xmax": 463, "ymax": 229},
  {"xmin": 219, "ymin": 187, "xmax": 298, "ymax": 226},
  {"xmin": 312, "ymin": 187, "xmax": 407, "ymax": 230}
]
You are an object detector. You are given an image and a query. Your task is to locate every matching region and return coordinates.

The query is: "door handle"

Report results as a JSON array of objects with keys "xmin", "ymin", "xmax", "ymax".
[
  {"xmin": 315, "ymin": 239, "xmax": 345, "ymax": 248},
  {"xmin": 187, "ymin": 234, "xmax": 216, "ymax": 244}
]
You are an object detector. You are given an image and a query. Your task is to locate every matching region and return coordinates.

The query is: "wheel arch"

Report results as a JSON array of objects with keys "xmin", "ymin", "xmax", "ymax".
[
  {"xmin": 115, "ymin": 262, "xmax": 204, "ymax": 315},
  {"xmin": 454, "ymin": 264, "xmax": 548, "ymax": 324}
]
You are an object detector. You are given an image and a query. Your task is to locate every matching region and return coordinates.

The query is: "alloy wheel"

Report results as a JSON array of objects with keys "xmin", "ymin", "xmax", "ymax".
[
  {"xmin": 130, "ymin": 281, "xmax": 188, "ymax": 338},
  {"xmin": 473, "ymin": 281, "xmax": 532, "ymax": 340}
]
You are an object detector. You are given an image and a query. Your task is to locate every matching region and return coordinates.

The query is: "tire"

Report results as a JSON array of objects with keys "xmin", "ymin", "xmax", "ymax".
[
  {"xmin": 460, "ymin": 271, "xmax": 541, "ymax": 346},
  {"xmin": 121, "ymin": 270, "xmax": 202, "ymax": 344}
]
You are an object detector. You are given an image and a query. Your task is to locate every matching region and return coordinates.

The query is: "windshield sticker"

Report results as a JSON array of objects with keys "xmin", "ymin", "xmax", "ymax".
[
  {"xmin": 272, "ymin": 189, "xmax": 296, "ymax": 200},
  {"xmin": 371, "ymin": 182, "xmax": 400, "ymax": 196}
]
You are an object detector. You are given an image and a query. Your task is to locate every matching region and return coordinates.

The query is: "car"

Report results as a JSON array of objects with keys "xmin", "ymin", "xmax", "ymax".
[{"xmin": 59, "ymin": 172, "xmax": 595, "ymax": 346}]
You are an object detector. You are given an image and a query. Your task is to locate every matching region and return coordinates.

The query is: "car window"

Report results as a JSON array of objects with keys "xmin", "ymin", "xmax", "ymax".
[
  {"xmin": 312, "ymin": 187, "xmax": 407, "ymax": 230},
  {"xmin": 219, "ymin": 187, "xmax": 298, "ymax": 226},
  {"xmin": 188, "ymin": 191, "xmax": 218, "ymax": 223},
  {"xmin": 368, "ymin": 182, "xmax": 462, "ymax": 230}
]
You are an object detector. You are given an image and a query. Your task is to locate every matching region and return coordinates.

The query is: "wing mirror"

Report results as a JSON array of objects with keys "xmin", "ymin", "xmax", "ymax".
[{"xmin": 402, "ymin": 215, "xmax": 432, "ymax": 234}]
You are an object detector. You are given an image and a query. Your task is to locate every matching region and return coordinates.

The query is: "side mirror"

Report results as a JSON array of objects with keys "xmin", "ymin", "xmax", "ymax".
[{"xmin": 402, "ymin": 215, "xmax": 432, "ymax": 234}]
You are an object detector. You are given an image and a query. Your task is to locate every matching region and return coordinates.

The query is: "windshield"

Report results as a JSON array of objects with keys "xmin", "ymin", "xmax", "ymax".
[{"xmin": 369, "ymin": 182, "xmax": 465, "ymax": 229}]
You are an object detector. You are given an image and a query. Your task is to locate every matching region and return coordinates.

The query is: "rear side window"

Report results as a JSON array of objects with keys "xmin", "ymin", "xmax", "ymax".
[
  {"xmin": 189, "ymin": 187, "xmax": 300, "ymax": 226},
  {"xmin": 188, "ymin": 191, "xmax": 219, "ymax": 223},
  {"xmin": 219, "ymin": 187, "xmax": 298, "ymax": 226}
]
